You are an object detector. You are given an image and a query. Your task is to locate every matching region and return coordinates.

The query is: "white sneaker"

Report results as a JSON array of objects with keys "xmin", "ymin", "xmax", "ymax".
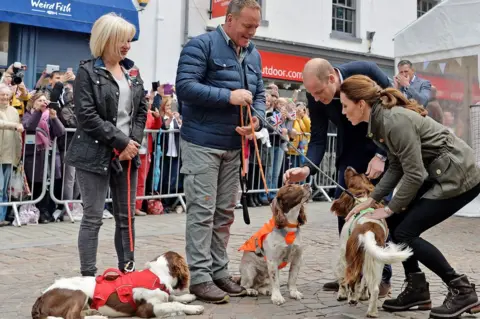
[
  {"xmin": 102, "ymin": 209, "xmax": 114, "ymax": 219},
  {"xmin": 175, "ymin": 205, "xmax": 184, "ymax": 214}
]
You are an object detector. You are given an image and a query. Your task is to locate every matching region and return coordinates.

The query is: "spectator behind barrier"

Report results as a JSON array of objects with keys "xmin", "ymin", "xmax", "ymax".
[
  {"xmin": 0, "ymin": 83, "xmax": 23, "ymax": 226},
  {"xmin": 0, "ymin": 64, "xmax": 31, "ymax": 117}
]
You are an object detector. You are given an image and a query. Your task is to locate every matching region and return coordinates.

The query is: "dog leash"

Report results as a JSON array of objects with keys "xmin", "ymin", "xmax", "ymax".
[
  {"xmin": 249, "ymin": 106, "xmax": 357, "ymax": 202},
  {"xmin": 112, "ymin": 150, "xmax": 135, "ymax": 256},
  {"xmin": 239, "ymin": 104, "xmax": 269, "ymax": 224}
]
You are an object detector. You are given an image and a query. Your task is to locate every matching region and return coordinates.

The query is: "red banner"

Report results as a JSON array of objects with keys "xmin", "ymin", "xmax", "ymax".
[
  {"xmin": 211, "ymin": 0, "xmax": 231, "ymax": 19},
  {"xmin": 259, "ymin": 50, "xmax": 311, "ymax": 82}
]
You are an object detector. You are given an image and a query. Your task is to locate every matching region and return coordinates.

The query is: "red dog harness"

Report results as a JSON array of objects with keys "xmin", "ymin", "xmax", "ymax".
[
  {"xmin": 90, "ymin": 268, "xmax": 169, "ymax": 310},
  {"xmin": 239, "ymin": 217, "xmax": 299, "ymax": 269}
]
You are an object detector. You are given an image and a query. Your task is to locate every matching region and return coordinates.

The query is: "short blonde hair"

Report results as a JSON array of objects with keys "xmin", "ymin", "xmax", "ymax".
[{"xmin": 89, "ymin": 13, "xmax": 136, "ymax": 58}]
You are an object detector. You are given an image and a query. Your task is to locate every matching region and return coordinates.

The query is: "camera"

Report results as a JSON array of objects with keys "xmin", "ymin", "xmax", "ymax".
[{"xmin": 12, "ymin": 62, "xmax": 25, "ymax": 85}]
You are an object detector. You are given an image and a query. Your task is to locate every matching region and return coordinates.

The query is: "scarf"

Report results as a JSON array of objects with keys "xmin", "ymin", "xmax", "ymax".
[{"xmin": 35, "ymin": 110, "xmax": 51, "ymax": 151}]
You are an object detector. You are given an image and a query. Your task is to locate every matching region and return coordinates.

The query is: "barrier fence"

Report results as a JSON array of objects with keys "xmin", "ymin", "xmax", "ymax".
[{"xmin": 0, "ymin": 128, "xmax": 338, "ymax": 227}]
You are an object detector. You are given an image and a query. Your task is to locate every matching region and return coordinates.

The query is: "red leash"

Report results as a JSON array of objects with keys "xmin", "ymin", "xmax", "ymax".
[{"xmin": 113, "ymin": 150, "xmax": 134, "ymax": 253}]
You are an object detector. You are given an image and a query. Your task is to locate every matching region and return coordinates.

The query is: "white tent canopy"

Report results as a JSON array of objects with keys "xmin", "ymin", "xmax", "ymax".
[
  {"xmin": 394, "ymin": 0, "xmax": 480, "ymax": 218},
  {"xmin": 394, "ymin": 0, "xmax": 480, "ymax": 64}
]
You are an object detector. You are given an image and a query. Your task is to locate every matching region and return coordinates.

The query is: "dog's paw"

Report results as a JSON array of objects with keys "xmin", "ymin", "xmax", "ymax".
[
  {"xmin": 81, "ymin": 309, "xmax": 103, "ymax": 316},
  {"xmin": 184, "ymin": 304, "xmax": 204, "ymax": 315},
  {"xmin": 258, "ymin": 287, "xmax": 271, "ymax": 296},
  {"xmin": 289, "ymin": 290, "xmax": 303, "ymax": 300},
  {"xmin": 84, "ymin": 316, "xmax": 109, "ymax": 319},
  {"xmin": 271, "ymin": 293, "xmax": 286, "ymax": 306},
  {"xmin": 246, "ymin": 288, "xmax": 259, "ymax": 296},
  {"xmin": 173, "ymin": 293, "xmax": 197, "ymax": 303},
  {"xmin": 337, "ymin": 291, "xmax": 347, "ymax": 301},
  {"xmin": 366, "ymin": 310, "xmax": 379, "ymax": 318}
]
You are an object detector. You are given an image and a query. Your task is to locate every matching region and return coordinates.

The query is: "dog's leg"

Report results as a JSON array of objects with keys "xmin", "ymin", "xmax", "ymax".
[
  {"xmin": 169, "ymin": 293, "xmax": 197, "ymax": 304},
  {"xmin": 348, "ymin": 280, "xmax": 362, "ymax": 305},
  {"xmin": 240, "ymin": 265, "xmax": 259, "ymax": 297},
  {"xmin": 287, "ymin": 248, "xmax": 304, "ymax": 300},
  {"xmin": 267, "ymin": 260, "xmax": 285, "ymax": 305},
  {"xmin": 152, "ymin": 301, "xmax": 204, "ymax": 316},
  {"xmin": 365, "ymin": 264, "xmax": 383, "ymax": 318},
  {"xmin": 335, "ymin": 257, "xmax": 348, "ymax": 301}
]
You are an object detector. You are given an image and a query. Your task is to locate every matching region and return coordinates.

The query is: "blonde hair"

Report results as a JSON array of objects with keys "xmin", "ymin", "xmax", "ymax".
[
  {"xmin": 160, "ymin": 96, "xmax": 173, "ymax": 113},
  {"xmin": 89, "ymin": 13, "xmax": 136, "ymax": 58},
  {"xmin": 340, "ymin": 75, "xmax": 427, "ymax": 117}
]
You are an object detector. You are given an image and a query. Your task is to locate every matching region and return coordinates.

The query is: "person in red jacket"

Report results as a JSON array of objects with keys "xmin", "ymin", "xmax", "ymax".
[{"xmin": 135, "ymin": 91, "xmax": 162, "ymax": 216}]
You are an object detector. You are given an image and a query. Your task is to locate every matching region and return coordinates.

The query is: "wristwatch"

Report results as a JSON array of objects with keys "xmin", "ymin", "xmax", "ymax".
[{"xmin": 375, "ymin": 153, "xmax": 387, "ymax": 162}]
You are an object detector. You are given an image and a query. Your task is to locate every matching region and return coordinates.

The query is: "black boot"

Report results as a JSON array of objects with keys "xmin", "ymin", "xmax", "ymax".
[
  {"xmin": 253, "ymin": 194, "xmax": 262, "ymax": 206},
  {"xmin": 383, "ymin": 272, "xmax": 431, "ymax": 312},
  {"xmin": 430, "ymin": 275, "xmax": 480, "ymax": 318}
]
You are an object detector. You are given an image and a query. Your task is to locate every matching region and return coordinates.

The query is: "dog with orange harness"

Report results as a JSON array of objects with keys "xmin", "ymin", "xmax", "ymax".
[{"xmin": 237, "ymin": 183, "xmax": 311, "ymax": 305}]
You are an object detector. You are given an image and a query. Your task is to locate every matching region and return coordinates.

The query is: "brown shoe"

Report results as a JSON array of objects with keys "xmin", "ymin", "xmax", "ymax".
[
  {"xmin": 189, "ymin": 281, "xmax": 230, "ymax": 304},
  {"xmin": 214, "ymin": 277, "xmax": 247, "ymax": 297},
  {"xmin": 379, "ymin": 281, "xmax": 392, "ymax": 299}
]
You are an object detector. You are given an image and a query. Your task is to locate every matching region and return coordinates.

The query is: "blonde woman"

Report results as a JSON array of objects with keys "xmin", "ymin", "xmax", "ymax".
[
  {"xmin": 0, "ymin": 84, "xmax": 23, "ymax": 226},
  {"xmin": 65, "ymin": 13, "xmax": 147, "ymax": 276}
]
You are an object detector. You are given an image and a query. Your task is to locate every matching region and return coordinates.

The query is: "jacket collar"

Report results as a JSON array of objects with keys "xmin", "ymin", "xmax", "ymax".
[
  {"xmin": 367, "ymin": 100, "xmax": 386, "ymax": 141},
  {"xmin": 94, "ymin": 57, "xmax": 135, "ymax": 70},
  {"xmin": 215, "ymin": 25, "xmax": 255, "ymax": 54}
]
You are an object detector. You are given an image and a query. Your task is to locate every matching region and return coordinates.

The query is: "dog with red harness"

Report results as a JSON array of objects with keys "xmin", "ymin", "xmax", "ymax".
[
  {"xmin": 31, "ymin": 251, "xmax": 204, "ymax": 318},
  {"xmin": 236, "ymin": 184, "xmax": 311, "ymax": 306}
]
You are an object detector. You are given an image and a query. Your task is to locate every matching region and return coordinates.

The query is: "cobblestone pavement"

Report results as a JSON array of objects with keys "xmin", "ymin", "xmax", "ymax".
[{"xmin": 1, "ymin": 202, "xmax": 480, "ymax": 319}]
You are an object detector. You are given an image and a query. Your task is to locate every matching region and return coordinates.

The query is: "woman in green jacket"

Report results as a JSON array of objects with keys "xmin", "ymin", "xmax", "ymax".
[{"xmin": 340, "ymin": 75, "xmax": 480, "ymax": 318}]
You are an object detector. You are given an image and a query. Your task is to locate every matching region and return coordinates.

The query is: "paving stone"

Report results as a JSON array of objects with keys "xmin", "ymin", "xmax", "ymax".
[{"xmin": 2, "ymin": 202, "xmax": 480, "ymax": 319}]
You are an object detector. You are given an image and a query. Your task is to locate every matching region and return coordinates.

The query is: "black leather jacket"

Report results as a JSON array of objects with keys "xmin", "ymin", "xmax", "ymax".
[{"xmin": 65, "ymin": 57, "xmax": 147, "ymax": 175}]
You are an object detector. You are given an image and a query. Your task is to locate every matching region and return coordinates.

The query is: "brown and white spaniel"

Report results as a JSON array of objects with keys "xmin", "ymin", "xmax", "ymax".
[
  {"xmin": 31, "ymin": 251, "xmax": 204, "ymax": 319},
  {"xmin": 237, "ymin": 183, "xmax": 311, "ymax": 305},
  {"xmin": 331, "ymin": 167, "xmax": 412, "ymax": 318}
]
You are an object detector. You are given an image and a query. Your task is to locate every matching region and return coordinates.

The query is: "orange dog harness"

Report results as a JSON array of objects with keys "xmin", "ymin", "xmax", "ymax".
[
  {"xmin": 90, "ymin": 268, "xmax": 169, "ymax": 310},
  {"xmin": 239, "ymin": 217, "xmax": 299, "ymax": 269}
]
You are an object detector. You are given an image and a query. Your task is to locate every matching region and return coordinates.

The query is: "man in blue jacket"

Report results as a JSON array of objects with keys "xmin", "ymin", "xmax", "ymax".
[
  {"xmin": 284, "ymin": 58, "xmax": 393, "ymax": 296},
  {"xmin": 175, "ymin": 0, "xmax": 265, "ymax": 304}
]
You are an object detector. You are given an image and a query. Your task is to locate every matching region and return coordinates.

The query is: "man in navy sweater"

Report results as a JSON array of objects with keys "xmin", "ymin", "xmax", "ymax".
[{"xmin": 284, "ymin": 58, "xmax": 393, "ymax": 296}]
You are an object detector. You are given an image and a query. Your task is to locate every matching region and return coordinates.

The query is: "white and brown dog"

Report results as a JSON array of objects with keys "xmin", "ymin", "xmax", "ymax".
[
  {"xmin": 331, "ymin": 167, "xmax": 412, "ymax": 318},
  {"xmin": 237, "ymin": 183, "xmax": 311, "ymax": 305},
  {"xmin": 32, "ymin": 251, "xmax": 204, "ymax": 319}
]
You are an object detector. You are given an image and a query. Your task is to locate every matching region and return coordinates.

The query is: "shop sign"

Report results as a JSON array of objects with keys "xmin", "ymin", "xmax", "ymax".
[
  {"xmin": 30, "ymin": 0, "xmax": 72, "ymax": 17},
  {"xmin": 259, "ymin": 50, "xmax": 311, "ymax": 82},
  {"xmin": 211, "ymin": 0, "xmax": 231, "ymax": 19}
]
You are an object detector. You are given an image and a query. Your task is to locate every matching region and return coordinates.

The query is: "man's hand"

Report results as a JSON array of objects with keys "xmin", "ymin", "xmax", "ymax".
[
  {"xmin": 120, "ymin": 140, "xmax": 140, "ymax": 160},
  {"xmin": 395, "ymin": 74, "xmax": 410, "ymax": 88},
  {"xmin": 236, "ymin": 116, "xmax": 259, "ymax": 136},
  {"xmin": 15, "ymin": 124, "xmax": 24, "ymax": 133},
  {"xmin": 283, "ymin": 166, "xmax": 310, "ymax": 184},
  {"xmin": 366, "ymin": 155, "xmax": 385, "ymax": 180},
  {"xmin": 230, "ymin": 89, "xmax": 253, "ymax": 106}
]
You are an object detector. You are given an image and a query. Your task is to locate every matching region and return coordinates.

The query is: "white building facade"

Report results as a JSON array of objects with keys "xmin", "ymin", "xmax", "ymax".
[{"xmin": 129, "ymin": 0, "xmax": 433, "ymax": 91}]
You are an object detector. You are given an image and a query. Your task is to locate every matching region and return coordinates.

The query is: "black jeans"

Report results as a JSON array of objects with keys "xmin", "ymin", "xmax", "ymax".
[
  {"xmin": 76, "ymin": 161, "xmax": 138, "ymax": 276},
  {"xmin": 387, "ymin": 181, "xmax": 480, "ymax": 284},
  {"xmin": 334, "ymin": 164, "xmax": 393, "ymax": 284}
]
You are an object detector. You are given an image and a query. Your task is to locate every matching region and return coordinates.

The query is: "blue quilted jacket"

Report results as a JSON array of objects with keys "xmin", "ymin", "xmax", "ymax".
[{"xmin": 175, "ymin": 26, "xmax": 266, "ymax": 150}]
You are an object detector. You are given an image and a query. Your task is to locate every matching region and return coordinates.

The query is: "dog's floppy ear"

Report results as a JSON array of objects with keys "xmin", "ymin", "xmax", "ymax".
[
  {"xmin": 331, "ymin": 192, "xmax": 355, "ymax": 218},
  {"xmin": 272, "ymin": 198, "xmax": 288, "ymax": 229},
  {"xmin": 163, "ymin": 251, "xmax": 190, "ymax": 291},
  {"xmin": 297, "ymin": 204, "xmax": 307, "ymax": 226},
  {"xmin": 344, "ymin": 167, "xmax": 358, "ymax": 186}
]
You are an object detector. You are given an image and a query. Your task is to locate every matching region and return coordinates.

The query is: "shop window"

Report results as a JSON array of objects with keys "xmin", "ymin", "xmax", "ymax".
[
  {"xmin": 0, "ymin": 23, "xmax": 9, "ymax": 70},
  {"xmin": 332, "ymin": 0, "xmax": 356, "ymax": 36},
  {"xmin": 417, "ymin": 0, "xmax": 439, "ymax": 18}
]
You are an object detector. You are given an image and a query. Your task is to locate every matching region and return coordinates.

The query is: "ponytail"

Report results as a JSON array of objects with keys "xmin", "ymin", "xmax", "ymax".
[{"xmin": 378, "ymin": 88, "xmax": 427, "ymax": 117}]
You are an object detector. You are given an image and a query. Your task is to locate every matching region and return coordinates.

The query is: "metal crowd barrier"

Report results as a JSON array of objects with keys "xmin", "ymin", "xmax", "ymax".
[{"xmin": 2, "ymin": 127, "xmax": 338, "ymax": 227}]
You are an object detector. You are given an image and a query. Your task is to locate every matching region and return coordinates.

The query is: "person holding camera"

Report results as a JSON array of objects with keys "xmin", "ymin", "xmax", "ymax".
[
  {"xmin": 22, "ymin": 91, "xmax": 66, "ymax": 223},
  {"xmin": 65, "ymin": 13, "xmax": 147, "ymax": 276},
  {"xmin": 0, "ymin": 63, "xmax": 30, "ymax": 117}
]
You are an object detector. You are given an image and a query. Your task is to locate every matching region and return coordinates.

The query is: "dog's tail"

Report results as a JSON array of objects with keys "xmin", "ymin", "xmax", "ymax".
[{"xmin": 360, "ymin": 231, "xmax": 413, "ymax": 264}]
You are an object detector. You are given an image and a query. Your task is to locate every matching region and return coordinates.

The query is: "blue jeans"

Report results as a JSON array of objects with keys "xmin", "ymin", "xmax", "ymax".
[
  {"xmin": 334, "ymin": 165, "xmax": 392, "ymax": 284},
  {"xmin": 0, "ymin": 164, "xmax": 12, "ymax": 221}
]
